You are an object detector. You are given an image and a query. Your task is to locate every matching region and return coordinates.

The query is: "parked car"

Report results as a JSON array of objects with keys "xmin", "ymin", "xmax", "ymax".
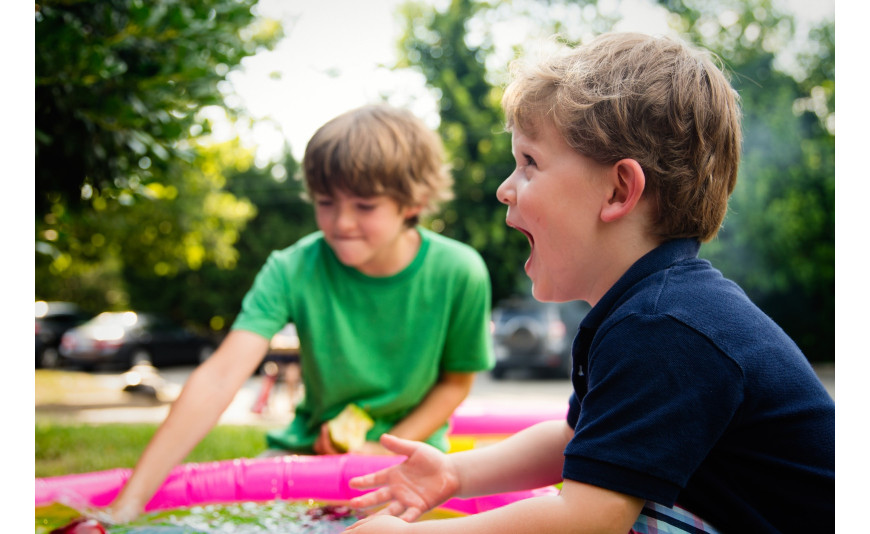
[
  {"xmin": 255, "ymin": 323, "xmax": 301, "ymax": 375},
  {"xmin": 490, "ymin": 298, "xmax": 590, "ymax": 379},
  {"xmin": 267, "ymin": 323, "xmax": 300, "ymax": 359},
  {"xmin": 59, "ymin": 311, "xmax": 216, "ymax": 370},
  {"xmin": 35, "ymin": 301, "xmax": 92, "ymax": 368}
]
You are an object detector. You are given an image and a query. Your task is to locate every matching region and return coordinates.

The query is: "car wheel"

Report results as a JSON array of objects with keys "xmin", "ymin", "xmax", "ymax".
[
  {"xmin": 130, "ymin": 348, "xmax": 153, "ymax": 367},
  {"xmin": 197, "ymin": 345, "xmax": 215, "ymax": 364},
  {"xmin": 40, "ymin": 347, "xmax": 60, "ymax": 369}
]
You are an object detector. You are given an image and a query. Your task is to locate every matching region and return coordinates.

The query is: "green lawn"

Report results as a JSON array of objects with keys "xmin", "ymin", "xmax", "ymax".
[{"xmin": 35, "ymin": 422, "xmax": 268, "ymax": 478}]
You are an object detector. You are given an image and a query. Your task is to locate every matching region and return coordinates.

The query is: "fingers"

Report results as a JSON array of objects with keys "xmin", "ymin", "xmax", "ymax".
[
  {"xmin": 398, "ymin": 506, "xmax": 423, "ymax": 523},
  {"xmin": 376, "ymin": 502, "xmax": 422, "ymax": 522},
  {"xmin": 378, "ymin": 433, "xmax": 421, "ymax": 456},
  {"xmin": 349, "ymin": 486, "xmax": 393, "ymax": 509},
  {"xmin": 357, "ymin": 440, "xmax": 392, "ymax": 456},
  {"xmin": 374, "ymin": 501, "xmax": 419, "ymax": 521},
  {"xmin": 348, "ymin": 467, "xmax": 390, "ymax": 490},
  {"xmin": 315, "ymin": 424, "xmax": 340, "ymax": 455},
  {"xmin": 342, "ymin": 514, "xmax": 379, "ymax": 531},
  {"xmin": 348, "ymin": 488, "xmax": 421, "ymax": 521}
]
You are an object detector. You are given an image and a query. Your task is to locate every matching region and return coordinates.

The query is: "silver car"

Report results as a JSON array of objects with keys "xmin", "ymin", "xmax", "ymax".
[{"xmin": 490, "ymin": 298, "xmax": 589, "ymax": 380}]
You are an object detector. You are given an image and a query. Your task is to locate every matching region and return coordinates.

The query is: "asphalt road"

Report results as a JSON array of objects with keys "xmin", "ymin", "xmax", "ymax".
[{"xmin": 42, "ymin": 362, "xmax": 833, "ymax": 427}]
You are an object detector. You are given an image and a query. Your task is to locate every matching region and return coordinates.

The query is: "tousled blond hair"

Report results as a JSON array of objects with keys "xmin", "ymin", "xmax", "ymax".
[
  {"xmin": 503, "ymin": 33, "xmax": 742, "ymax": 242},
  {"xmin": 303, "ymin": 104, "xmax": 453, "ymax": 226}
]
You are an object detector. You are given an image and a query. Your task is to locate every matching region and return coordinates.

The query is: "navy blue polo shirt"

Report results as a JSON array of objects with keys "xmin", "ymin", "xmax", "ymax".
[{"xmin": 563, "ymin": 239, "xmax": 834, "ymax": 533}]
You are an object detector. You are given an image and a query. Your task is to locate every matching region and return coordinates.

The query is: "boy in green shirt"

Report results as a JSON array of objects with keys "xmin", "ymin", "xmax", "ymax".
[{"xmin": 106, "ymin": 104, "xmax": 494, "ymax": 522}]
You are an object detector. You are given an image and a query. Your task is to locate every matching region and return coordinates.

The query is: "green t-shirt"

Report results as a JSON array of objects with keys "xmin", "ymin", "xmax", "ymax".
[{"xmin": 232, "ymin": 227, "xmax": 494, "ymax": 452}]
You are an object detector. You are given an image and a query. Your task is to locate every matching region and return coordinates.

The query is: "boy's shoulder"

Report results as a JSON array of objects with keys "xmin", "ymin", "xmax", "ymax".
[
  {"xmin": 263, "ymin": 231, "xmax": 329, "ymax": 271},
  {"xmin": 418, "ymin": 228, "xmax": 489, "ymax": 283},
  {"xmin": 614, "ymin": 252, "xmax": 748, "ymax": 324},
  {"xmin": 606, "ymin": 248, "xmax": 799, "ymax": 361},
  {"xmin": 420, "ymin": 228, "xmax": 486, "ymax": 263}
]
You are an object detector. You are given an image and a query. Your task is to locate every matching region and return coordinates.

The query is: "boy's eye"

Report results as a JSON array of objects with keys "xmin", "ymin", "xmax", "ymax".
[
  {"xmin": 315, "ymin": 198, "xmax": 334, "ymax": 207},
  {"xmin": 355, "ymin": 202, "xmax": 377, "ymax": 211},
  {"xmin": 524, "ymin": 154, "xmax": 537, "ymax": 167}
]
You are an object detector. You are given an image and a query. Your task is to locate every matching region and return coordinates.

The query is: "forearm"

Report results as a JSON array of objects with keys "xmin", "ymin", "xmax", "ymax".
[
  {"xmin": 388, "ymin": 372, "xmax": 474, "ymax": 442},
  {"xmin": 401, "ymin": 495, "xmax": 573, "ymax": 534},
  {"xmin": 452, "ymin": 420, "xmax": 571, "ymax": 497},
  {"xmin": 110, "ymin": 331, "xmax": 267, "ymax": 516},
  {"xmin": 111, "ymin": 366, "xmax": 236, "ymax": 511},
  {"xmin": 402, "ymin": 485, "xmax": 640, "ymax": 534}
]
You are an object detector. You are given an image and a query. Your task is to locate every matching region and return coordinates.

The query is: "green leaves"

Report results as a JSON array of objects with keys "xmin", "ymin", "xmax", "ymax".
[
  {"xmin": 398, "ymin": 0, "xmax": 834, "ymax": 360},
  {"xmin": 35, "ymin": 0, "xmax": 283, "ymax": 321},
  {"xmin": 661, "ymin": 0, "xmax": 834, "ymax": 361}
]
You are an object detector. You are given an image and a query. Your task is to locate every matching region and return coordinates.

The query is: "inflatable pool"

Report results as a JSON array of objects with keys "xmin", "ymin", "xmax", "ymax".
[
  {"xmin": 447, "ymin": 399, "xmax": 567, "ymax": 451},
  {"xmin": 36, "ymin": 399, "xmax": 567, "ymax": 522},
  {"xmin": 35, "ymin": 455, "xmax": 558, "ymax": 516}
]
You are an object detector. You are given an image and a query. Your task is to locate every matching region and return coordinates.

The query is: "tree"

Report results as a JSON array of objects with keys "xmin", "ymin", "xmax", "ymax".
[
  {"xmin": 397, "ymin": 0, "xmax": 834, "ymax": 360},
  {"xmin": 398, "ymin": 0, "xmax": 531, "ymax": 304},
  {"xmin": 395, "ymin": 0, "xmax": 637, "ymax": 304},
  {"xmin": 660, "ymin": 0, "xmax": 835, "ymax": 361},
  {"xmin": 35, "ymin": 0, "xmax": 284, "ymax": 322}
]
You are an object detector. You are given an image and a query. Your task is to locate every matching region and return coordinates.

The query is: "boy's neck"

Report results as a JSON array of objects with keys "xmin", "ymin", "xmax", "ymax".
[
  {"xmin": 587, "ymin": 228, "xmax": 662, "ymax": 308},
  {"xmin": 356, "ymin": 226, "xmax": 422, "ymax": 278}
]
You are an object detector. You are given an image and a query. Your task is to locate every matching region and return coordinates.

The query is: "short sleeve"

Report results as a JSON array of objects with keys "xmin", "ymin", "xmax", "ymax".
[
  {"xmin": 231, "ymin": 250, "xmax": 293, "ymax": 340},
  {"xmin": 562, "ymin": 314, "xmax": 744, "ymax": 504},
  {"xmin": 439, "ymin": 250, "xmax": 495, "ymax": 373}
]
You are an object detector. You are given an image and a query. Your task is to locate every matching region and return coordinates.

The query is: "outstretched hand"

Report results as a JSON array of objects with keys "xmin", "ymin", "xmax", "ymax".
[
  {"xmin": 314, "ymin": 424, "xmax": 393, "ymax": 455},
  {"xmin": 347, "ymin": 434, "xmax": 460, "ymax": 523}
]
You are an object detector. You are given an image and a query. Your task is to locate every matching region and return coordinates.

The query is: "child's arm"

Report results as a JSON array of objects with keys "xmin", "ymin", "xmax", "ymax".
[
  {"xmin": 347, "ymin": 422, "xmax": 644, "ymax": 533},
  {"xmin": 346, "ymin": 479, "xmax": 643, "ymax": 534},
  {"xmin": 105, "ymin": 330, "xmax": 269, "ymax": 522},
  {"xmin": 388, "ymin": 370, "xmax": 475, "ymax": 442},
  {"xmin": 349, "ymin": 420, "xmax": 570, "ymax": 519}
]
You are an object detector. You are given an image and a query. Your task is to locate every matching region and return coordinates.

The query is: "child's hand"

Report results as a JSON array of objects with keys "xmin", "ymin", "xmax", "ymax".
[
  {"xmin": 342, "ymin": 514, "xmax": 410, "ymax": 533},
  {"xmin": 354, "ymin": 440, "xmax": 393, "ymax": 455},
  {"xmin": 314, "ymin": 423, "xmax": 342, "ymax": 455},
  {"xmin": 347, "ymin": 434, "xmax": 459, "ymax": 522},
  {"xmin": 313, "ymin": 424, "xmax": 391, "ymax": 455}
]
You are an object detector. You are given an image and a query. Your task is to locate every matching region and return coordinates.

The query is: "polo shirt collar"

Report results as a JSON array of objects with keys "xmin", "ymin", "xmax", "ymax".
[{"xmin": 580, "ymin": 238, "xmax": 701, "ymax": 330}]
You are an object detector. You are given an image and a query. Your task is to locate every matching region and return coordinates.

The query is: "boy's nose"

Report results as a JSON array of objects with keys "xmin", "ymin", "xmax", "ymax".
[
  {"xmin": 496, "ymin": 173, "xmax": 516, "ymax": 205},
  {"xmin": 334, "ymin": 206, "xmax": 356, "ymax": 231}
]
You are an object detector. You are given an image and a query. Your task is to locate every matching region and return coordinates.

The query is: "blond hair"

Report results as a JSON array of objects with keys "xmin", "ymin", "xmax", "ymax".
[
  {"xmin": 303, "ymin": 104, "xmax": 453, "ymax": 226},
  {"xmin": 502, "ymin": 33, "xmax": 742, "ymax": 242}
]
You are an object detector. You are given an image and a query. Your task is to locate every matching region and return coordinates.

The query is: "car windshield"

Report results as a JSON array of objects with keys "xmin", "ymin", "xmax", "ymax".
[
  {"xmin": 91, "ymin": 311, "xmax": 141, "ymax": 327},
  {"xmin": 82, "ymin": 312, "xmax": 143, "ymax": 341}
]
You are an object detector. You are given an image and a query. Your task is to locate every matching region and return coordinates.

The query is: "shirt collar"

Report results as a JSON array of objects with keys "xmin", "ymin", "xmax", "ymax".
[{"xmin": 581, "ymin": 238, "xmax": 701, "ymax": 330}]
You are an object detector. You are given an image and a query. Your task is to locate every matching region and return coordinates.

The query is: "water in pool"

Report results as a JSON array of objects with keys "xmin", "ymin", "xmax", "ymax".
[{"xmin": 36, "ymin": 500, "xmax": 461, "ymax": 533}]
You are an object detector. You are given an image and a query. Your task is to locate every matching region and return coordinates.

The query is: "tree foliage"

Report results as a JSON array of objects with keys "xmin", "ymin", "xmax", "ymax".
[
  {"xmin": 660, "ymin": 0, "xmax": 835, "ymax": 361},
  {"xmin": 397, "ymin": 0, "xmax": 532, "ymax": 304},
  {"xmin": 35, "ymin": 0, "xmax": 283, "ymax": 323},
  {"xmin": 396, "ymin": 0, "xmax": 834, "ymax": 360},
  {"xmin": 35, "ymin": 0, "xmax": 834, "ymax": 361}
]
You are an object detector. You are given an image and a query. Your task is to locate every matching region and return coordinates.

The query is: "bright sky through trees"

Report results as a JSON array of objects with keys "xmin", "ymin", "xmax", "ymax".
[{"xmin": 223, "ymin": 0, "xmax": 833, "ymax": 163}]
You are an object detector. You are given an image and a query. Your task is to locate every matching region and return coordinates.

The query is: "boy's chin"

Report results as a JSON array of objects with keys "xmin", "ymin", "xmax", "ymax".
[
  {"xmin": 531, "ymin": 281, "xmax": 575, "ymax": 303},
  {"xmin": 530, "ymin": 283, "xmax": 556, "ymax": 303}
]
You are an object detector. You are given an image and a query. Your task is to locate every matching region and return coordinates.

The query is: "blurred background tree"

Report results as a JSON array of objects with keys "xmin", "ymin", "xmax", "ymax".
[
  {"xmin": 657, "ymin": 0, "xmax": 835, "ymax": 362},
  {"xmin": 35, "ymin": 0, "xmax": 285, "ymax": 328},
  {"xmin": 393, "ymin": 0, "xmax": 833, "ymax": 361},
  {"xmin": 34, "ymin": 0, "xmax": 834, "ymax": 361}
]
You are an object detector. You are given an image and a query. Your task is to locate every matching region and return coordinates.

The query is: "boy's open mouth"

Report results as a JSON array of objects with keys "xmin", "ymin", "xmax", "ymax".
[{"xmin": 507, "ymin": 222, "xmax": 534, "ymax": 248}]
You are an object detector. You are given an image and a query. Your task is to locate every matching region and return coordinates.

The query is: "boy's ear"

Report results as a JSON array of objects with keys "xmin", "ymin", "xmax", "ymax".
[
  {"xmin": 402, "ymin": 204, "xmax": 424, "ymax": 219},
  {"xmin": 600, "ymin": 158, "xmax": 646, "ymax": 223}
]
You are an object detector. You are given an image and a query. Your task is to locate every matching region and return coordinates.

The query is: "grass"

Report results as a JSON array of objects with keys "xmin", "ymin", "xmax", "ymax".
[{"xmin": 35, "ymin": 422, "xmax": 269, "ymax": 478}]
